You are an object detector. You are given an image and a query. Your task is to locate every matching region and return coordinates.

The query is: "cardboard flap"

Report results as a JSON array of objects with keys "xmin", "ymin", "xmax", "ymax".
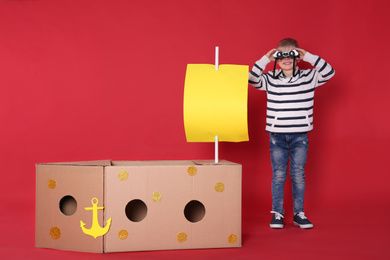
[
  {"xmin": 36, "ymin": 160, "xmax": 112, "ymax": 166},
  {"xmin": 111, "ymin": 160, "xmax": 195, "ymax": 166},
  {"xmin": 192, "ymin": 160, "xmax": 238, "ymax": 165}
]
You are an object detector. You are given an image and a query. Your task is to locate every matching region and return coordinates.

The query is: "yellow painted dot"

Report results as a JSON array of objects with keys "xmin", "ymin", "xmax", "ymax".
[
  {"xmin": 118, "ymin": 230, "xmax": 128, "ymax": 240},
  {"xmin": 215, "ymin": 182, "xmax": 225, "ymax": 192},
  {"xmin": 118, "ymin": 170, "xmax": 129, "ymax": 181},
  {"xmin": 187, "ymin": 166, "xmax": 197, "ymax": 176},
  {"xmin": 228, "ymin": 234, "xmax": 238, "ymax": 244},
  {"xmin": 50, "ymin": 227, "xmax": 61, "ymax": 240},
  {"xmin": 151, "ymin": 191, "xmax": 162, "ymax": 202},
  {"xmin": 47, "ymin": 179, "xmax": 56, "ymax": 189},
  {"xmin": 177, "ymin": 232, "xmax": 187, "ymax": 243}
]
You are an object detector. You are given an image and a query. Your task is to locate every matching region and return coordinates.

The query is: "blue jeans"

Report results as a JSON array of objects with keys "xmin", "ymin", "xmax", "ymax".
[{"xmin": 269, "ymin": 133, "xmax": 309, "ymax": 215}]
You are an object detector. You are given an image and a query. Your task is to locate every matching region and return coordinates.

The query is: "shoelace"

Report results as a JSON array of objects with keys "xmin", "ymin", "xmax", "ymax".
[
  {"xmin": 296, "ymin": 212, "xmax": 307, "ymax": 219},
  {"xmin": 270, "ymin": 211, "xmax": 284, "ymax": 220}
]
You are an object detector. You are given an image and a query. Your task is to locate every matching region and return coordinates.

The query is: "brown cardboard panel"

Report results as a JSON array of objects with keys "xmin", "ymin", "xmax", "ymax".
[
  {"xmin": 104, "ymin": 162, "xmax": 241, "ymax": 252},
  {"xmin": 35, "ymin": 164, "xmax": 104, "ymax": 253},
  {"xmin": 104, "ymin": 164, "xmax": 193, "ymax": 252},
  {"xmin": 38, "ymin": 160, "xmax": 112, "ymax": 166},
  {"xmin": 36, "ymin": 160, "xmax": 241, "ymax": 253},
  {"xmin": 193, "ymin": 160, "xmax": 238, "ymax": 165},
  {"xmin": 190, "ymin": 163, "xmax": 242, "ymax": 249},
  {"xmin": 111, "ymin": 160, "xmax": 195, "ymax": 166}
]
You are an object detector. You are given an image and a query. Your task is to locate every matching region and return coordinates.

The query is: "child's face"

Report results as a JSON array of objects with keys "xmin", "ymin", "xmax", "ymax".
[{"xmin": 276, "ymin": 46, "xmax": 300, "ymax": 72}]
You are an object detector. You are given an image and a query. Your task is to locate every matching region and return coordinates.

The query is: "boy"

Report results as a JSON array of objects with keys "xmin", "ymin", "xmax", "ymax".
[{"xmin": 248, "ymin": 38, "xmax": 335, "ymax": 229}]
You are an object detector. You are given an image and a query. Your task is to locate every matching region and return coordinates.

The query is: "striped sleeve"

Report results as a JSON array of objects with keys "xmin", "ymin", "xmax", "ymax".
[
  {"xmin": 303, "ymin": 52, "xmax": 335, "ymax": 88},
  {"xmin": 248, "ymin": 55, "xmax": 271, "ymax": 91}
]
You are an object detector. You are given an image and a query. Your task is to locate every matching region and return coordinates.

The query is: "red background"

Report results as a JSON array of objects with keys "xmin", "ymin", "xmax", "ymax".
[{"xmin": 1, "ymin": 0, "xmax": 389, "ymax": 259}]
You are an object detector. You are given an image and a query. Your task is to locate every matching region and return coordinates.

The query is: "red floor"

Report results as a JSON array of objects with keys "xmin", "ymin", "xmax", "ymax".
[{"xmin": 1, "ymin": 200, "xmax": 389, "ymax": 260}]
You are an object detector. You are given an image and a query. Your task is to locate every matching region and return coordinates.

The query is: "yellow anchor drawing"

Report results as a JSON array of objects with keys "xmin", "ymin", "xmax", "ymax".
[{"xmin": 80, "ymin": 198, "xmax": 112, "ymax": 239}]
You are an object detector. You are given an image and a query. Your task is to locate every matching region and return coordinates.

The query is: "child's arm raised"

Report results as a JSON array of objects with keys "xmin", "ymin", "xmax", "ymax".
[
  {"xmin": 296, "ymin": 48, "xmax": 335, "ymax": 87},
  {"xmin": 248, "ymin": 49, "xmax": 277, "ymax": 90}
]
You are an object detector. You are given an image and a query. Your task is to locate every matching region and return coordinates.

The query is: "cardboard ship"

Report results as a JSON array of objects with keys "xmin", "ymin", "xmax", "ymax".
[
  {"xmin": 35, "ymin": 48, "xmax": 248, "ymax": 253},
  {"xmin": 35, "ymin": 160, "xmax": 242, "ymax": 253}
]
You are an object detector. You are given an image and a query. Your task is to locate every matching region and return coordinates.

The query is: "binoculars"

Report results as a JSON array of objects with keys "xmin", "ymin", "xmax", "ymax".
[
  {"xmin": 273, "ymin": 50, "xmax": 300, "ymax": 60},
  {"xmin": 272, "ymin": 50, "xmax": 300, "ymax": 78}
]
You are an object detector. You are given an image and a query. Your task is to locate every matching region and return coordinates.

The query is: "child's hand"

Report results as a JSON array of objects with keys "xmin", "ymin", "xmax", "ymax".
[
  {"xmin": 266, "ymin": 49, "xmax": 278, "ymax": 61},
  {"xmin": 295, "ymin": 48, "xmax": 307, "ymax": 61}
]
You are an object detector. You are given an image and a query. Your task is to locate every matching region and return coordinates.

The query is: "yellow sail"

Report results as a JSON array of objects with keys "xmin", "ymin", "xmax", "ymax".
[{"xmin": 184, "ymin": 64, "xmax": 249, "ymax": 142}]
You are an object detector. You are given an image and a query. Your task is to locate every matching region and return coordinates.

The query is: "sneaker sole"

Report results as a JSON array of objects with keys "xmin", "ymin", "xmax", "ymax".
[
  {"xmin": 270, "ymin": 224, "xmax": 284, "ymax": 228},
  {"xmin": 293, "ymin": 221, "xmax": 313, "ymax": 229}
]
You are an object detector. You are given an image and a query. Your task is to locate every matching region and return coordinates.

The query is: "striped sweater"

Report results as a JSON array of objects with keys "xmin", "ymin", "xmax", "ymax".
[{"xmin": 248, "ymin": 52, "xmax": 335, "ymax": 133}]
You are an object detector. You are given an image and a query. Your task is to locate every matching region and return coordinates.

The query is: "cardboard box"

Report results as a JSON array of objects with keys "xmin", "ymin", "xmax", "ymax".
[{"xmin": 36, "ymin": 160, "xmax": 242, "ymax": 253}]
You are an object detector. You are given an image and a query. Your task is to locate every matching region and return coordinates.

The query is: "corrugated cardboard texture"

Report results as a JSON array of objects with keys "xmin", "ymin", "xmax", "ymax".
[
  {"xmin": 104, "ymin": 161, "xmax": 241, "ymax": 252},
  {"xmin": 35, "ymin": 164, "xmax": 104, "ymax": 253},
  {"xmin": 36, "ymin": 160, "xmax": 241, "ymax": 253},
  {"xmin": 39, "ymin": 160, "xmax": 112, "ymax": 166}
]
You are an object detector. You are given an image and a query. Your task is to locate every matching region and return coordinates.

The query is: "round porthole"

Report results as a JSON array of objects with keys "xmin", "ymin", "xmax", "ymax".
[
  {"xmin": 125, "ymin": 199, "xmax": 148, "ymax": 222},
  {"xmin": 59, "ymin": 195, "xmax": 77, "ymax": 216},
  {"xmin": 184, "ymin": 200, "xmax": 205, "ymax": 223}
]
